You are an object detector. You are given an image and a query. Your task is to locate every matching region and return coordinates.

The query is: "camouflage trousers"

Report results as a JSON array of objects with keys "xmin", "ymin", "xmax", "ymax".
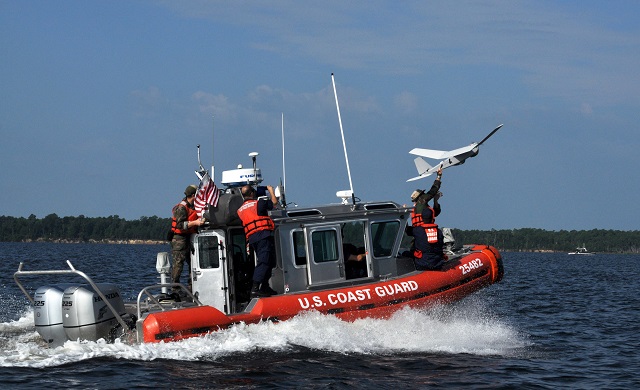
[{"xmin": 170, "ymin": 235, "xmax": 191, "ymax": 291}]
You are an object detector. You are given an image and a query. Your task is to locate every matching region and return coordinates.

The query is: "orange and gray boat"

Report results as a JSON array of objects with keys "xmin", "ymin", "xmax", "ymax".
[{"xmin": 14, "ymin": 157, "xmax": 503, "ymax": 345}]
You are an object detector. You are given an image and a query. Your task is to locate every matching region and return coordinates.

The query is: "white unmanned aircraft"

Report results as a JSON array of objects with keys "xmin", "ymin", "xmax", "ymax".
[{"xmin": 407, "ymin": 124, "xmax": 504, "ymax": 182}]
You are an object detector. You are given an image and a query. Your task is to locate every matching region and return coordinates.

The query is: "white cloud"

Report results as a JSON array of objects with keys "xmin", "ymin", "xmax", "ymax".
[
  {"xmin": 192, "ymin": 91, "xmax": 238, "ymax": 122},
  {"xmin": 160, "ymin": 1, "xmax": 640, "ymax": 105}
]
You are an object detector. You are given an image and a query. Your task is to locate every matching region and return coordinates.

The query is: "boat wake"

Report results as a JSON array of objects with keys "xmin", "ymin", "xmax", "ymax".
[{"xmin": 0, "ymin": 299, "xmax": 529, "ymax": 368}]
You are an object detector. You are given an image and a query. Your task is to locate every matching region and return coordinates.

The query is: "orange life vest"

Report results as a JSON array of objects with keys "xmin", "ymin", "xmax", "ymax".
[
  {"xmin": 411, "ymin": 205, "xmax": 436, "ymax": 227},
  {"xmin": 237, "ymin": 199, "xmax": 275, "ymax": 239},
  {"xmin": 171, "ymin": 200, "xmax": 199, "ymax": 235}
]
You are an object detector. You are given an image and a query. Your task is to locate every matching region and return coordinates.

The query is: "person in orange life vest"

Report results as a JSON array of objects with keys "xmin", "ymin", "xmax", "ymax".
[
  {"xmin": 237, "ymin": 184, "xmax": 278, "ymax": 298},
  {"xmin": 170, "ymin": 185, "xmax": 206, "ymax": 294},
  {"xmin": 411, "ymin": 168, "xmax": 446, "ymax": 270}
]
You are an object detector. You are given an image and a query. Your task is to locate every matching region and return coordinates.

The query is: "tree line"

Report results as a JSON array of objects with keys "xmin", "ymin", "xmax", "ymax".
[
  {"xmin": 453, "ymin": 228, "xmax": 640, "ymax": 254},
  {"xmin": 0, "ymin": 214, "xmax": 169, "ymax": 243},
  {"xmin": 1, "ymin": 214, "xmax": 638, "ymax": 253}
]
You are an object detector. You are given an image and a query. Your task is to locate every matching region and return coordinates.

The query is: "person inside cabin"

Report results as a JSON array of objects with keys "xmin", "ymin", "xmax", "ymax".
[
  {"xmin": 411, "ymin": 168, "xmax": 447, "ymax": 270},
  {"xmin": 237, "ymin": 184, "xmax": 278, "ymax": 298},
  {"xmin": 344, "ymin": 242, "xmax": 367, "ymax": 279},
  {"xmin": 342, "ymin": 226, "xmax": 367, "ymax": 279},
  {"xmin": 170, "ymin": 185, "xmax": 206, "ymax": 298}
]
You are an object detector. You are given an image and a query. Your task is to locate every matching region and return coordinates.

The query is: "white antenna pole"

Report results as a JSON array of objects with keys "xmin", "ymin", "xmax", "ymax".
[
  {"xmin": 281, "ymin": 112, "xmax": 286, "ymax": 191},
  {"xmin": 195, "ymin": 144, "xmax": 205, "ymax": 181},
  {"xmin": 211, "ymin": 115, "xmax": 215, "ymax": 179},
  {"xmin": 331, "ymin": 73, "xmax": 355, "ymax": 204},
  {"xmin": 280, "ymin": 112, "xmax": 288, "ymax": 208},
  {"xmin": 249, "ymin": 152, "xmax": 259, "ymax": 186}
]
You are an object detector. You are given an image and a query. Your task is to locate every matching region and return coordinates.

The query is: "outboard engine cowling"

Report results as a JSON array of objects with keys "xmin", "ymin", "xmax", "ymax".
[
  {"xmin": 62, "ymin": 283, "xmax": 126, "ymax": 342},
  {"xmin": 33, "ymin": 284, "xmax": 76, "ymax": 347}
]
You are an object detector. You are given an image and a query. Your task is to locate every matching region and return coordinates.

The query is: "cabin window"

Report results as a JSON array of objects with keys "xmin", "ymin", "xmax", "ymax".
[
  {"xmin": 400, "ymin": 222, "xmax": 414, "ymax": 252},
  {"xmin": 198, "ymin": 235, "xmax": 220, "ymax": 269},
  {"xmin": 293, "ymin": 231, "xmax": 307, "ymax": 266},
  {"xmin": 311, "ymin": 229, "xmax": 339, "ymax": 263},
  {"xmin": 230, "ymin": 229, "xmax": 248, "ymax": 267},
  {"xmin": 370, "ymin": 221, "xmax": 400, "ymax": 257},
  {"xmin": 342, "ymin": 221, "xmax": 367, "ymax": 279},
  {"xmin": 341, "ymin": 221, "xmax": 365, "ymax": 249}
]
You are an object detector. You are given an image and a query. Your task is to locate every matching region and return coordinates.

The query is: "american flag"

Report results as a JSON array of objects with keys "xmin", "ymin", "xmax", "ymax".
[{"xmin": 194, "ymin": 172, "xmax": 219, "ymax": 217}]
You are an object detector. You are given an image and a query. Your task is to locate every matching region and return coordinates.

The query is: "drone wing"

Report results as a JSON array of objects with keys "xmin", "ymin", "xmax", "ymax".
[
  {"xmin": 409, "ymin": 143, "xmax": 477, "ymax": 160},
  {"xmin": 408, "ymin": 147, "xmax": 449, "ymax": 159},
  {"xmin": 407, "ymin": 124, "xmax": 504, "ymax": 181},
  {"xmin": 406, "ymin": 158, "xmax": 443, "ymax": 182},
  {"xmin": 477, "ymin": 124, "xmax": 504, "ymax": 146}
]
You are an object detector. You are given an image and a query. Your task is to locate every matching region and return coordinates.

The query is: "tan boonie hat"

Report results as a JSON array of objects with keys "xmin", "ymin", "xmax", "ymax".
[{"xmin": 411, "ymin": 189, "xmax": 424, "ymax": 202}]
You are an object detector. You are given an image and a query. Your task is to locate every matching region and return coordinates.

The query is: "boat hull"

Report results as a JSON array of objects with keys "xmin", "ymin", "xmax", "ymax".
[{"xmin": 142, "ymin": 245, "xmax": 503, "ymax": 343}]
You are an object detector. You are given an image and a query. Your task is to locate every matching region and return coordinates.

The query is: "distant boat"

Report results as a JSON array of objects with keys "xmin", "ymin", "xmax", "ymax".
[{"xmin": 568, "ymin": 245, "xmax": 595, "ymax": 255}]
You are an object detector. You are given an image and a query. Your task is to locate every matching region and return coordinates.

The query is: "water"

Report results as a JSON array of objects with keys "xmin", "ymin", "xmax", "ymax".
[{"xmin": 1, "ymin": 242, "xmax": 639, "ymax": 389}]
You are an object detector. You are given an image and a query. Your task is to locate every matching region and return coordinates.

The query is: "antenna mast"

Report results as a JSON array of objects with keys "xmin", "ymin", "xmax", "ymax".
[
  {"xmin": 195, "ymin": 144, "xmax": 206, "ymax": 181},
  {"xmin": 281, "ymin": 112, "xmax": 287, "ymax": 208},
  {"xmin": 331, "ymin": 73, "xmax": 356, "ymax": 205},
  {"xmin": 249, "ymin": 152, "xmax": 259, "ymax": 186},
  {"xmin": 211, "ymin": 115, "xmax": 215, "ymax": 179}
]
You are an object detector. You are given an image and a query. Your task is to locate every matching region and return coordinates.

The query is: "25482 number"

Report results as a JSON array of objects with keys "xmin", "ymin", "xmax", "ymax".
[{"xmin": 458, "ymin": 258, "xmax": 484, "ymax": 275}]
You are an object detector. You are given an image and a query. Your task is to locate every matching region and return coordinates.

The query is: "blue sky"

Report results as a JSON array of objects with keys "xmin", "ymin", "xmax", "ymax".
[{"xmin": 1, "ymin": 1, "xmax": 639, "ymax": 231}]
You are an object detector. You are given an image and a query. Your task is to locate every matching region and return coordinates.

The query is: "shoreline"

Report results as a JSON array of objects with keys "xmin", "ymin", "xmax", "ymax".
[
  {"xmin": 16, "ymin": 238, "xmax": 167, "ymax": 245},
  {"xmin": 5, "ymin": 241, "xmax": 636, "ymax": 254}
]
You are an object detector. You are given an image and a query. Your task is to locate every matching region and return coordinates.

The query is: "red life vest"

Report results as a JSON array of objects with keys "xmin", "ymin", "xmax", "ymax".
[
  {"xmin": 237, "ymin": 199, "xmax": 275, "ymax": 239},
  {"xmin": 171, "ymin": 200, "xmax": 199, "ymax": 235},
  {"xmin": 411, "ymin": 206, "xmax": 436, "ymax": 227}
]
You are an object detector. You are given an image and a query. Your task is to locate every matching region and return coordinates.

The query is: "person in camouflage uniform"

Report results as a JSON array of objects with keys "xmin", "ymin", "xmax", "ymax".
[{"xmin": 170, "ymin": 185, "xmax": 205, "ymax": 294}]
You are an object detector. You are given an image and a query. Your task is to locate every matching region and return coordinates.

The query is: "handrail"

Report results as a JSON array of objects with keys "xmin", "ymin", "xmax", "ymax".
[
  {"xmin": 14, "ymin": 260, "xmax": 130, "ymax": 331},
  {"xmin": 135, "ymin": 283, "xmax": 203, "ymax": 319},
  {"xmin": 271, "ymin": 205, "xmax": 412, "ymax": 224}
]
